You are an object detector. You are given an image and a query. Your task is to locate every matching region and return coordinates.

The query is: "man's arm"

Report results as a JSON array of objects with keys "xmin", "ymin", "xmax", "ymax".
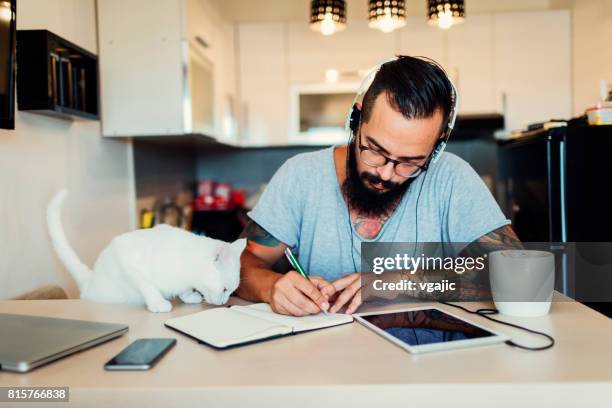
[
  {"xmin": 446, "ymin": 224, "xmax": 523, "ymax": 300},
  {"xmin": 330, "ymin": 225, "xmax": 523, "ymax": 311},
  {"xmin": 404, "ymin": 225, "xmax": 523, "ymax": 301},
  {"xmin": 235, "ymin": 221, "xmax": 286, "ymax": 302},
  {"xmin": 236, "ymin": 220, "xmax": 333, "ymax": 316},
  {"xmin": 462, "ymin": 224, "xmax": 523, "ymax": 257}
]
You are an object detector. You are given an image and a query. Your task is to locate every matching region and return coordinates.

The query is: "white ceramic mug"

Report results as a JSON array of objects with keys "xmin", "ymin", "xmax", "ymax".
[{"xmin": 489, "ymin": 250, "xmax": 554, "ymax": 317}]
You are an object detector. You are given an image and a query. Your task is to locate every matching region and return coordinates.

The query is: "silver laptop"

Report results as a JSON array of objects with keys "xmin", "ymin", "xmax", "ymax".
[{"xmin": 0, "ymin": 314, "xmax": 128, "ymax": 372}]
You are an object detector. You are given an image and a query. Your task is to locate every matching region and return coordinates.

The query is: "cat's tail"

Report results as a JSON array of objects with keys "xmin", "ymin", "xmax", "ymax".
[{"xmin": 46, "ymin": 189, "xmax": 92, "ymax": 291}]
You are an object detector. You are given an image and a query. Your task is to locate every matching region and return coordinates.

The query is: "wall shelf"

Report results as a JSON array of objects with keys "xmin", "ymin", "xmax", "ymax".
[{"xmin": 16, "ymin": 30, "xmax": 99, "ymax": 120}]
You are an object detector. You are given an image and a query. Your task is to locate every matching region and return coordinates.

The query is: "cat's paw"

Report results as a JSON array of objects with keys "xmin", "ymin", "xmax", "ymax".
[
  {"xmin": 146, "ymin": 299, "xmax": 173, "ymax": 313},
  {"xmin": 179, "ymin": 290, "xmax": 203, "ymax": 304}
]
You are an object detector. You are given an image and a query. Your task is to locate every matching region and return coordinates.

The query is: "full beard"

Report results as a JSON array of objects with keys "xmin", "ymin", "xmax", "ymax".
[{"xmin": 341, "ymin": 142, "xmax": 413, "ymax": 217}]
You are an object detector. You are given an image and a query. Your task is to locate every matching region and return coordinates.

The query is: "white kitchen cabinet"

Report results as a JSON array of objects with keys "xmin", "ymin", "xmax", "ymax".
[
  {"xmin": 236, "ymin": 10, "xmax": 572, "ymax": 145},
  {"xmin": 238, "ymin": 20, "xmax": 399, "ymax": 146},
  {"xmin": 397, "ymin": 17, "xmax": 447, "ymax": 67},
  {"xmin": 185, "ymin": 0, "xmax": 237, "ymax": 143},
  {"xmin": 97, "ymin": 0, "xmax": 236, "ymax": 141},
  {"xmin": 446, "ymin": 14, "xmax": 495, "ymax": 114},
  {"xmin": 287, "ymin": 20, "xmax": 397, "ymax": 84},
  {"xmin": 238, "ymin": 23, "xmax": 288, "ymax": 146},
  {"xmin": 399, "ymin": 12, "xmax": 570, "ymax": 124},
  {"xmin": 493, "ymin": 10, "xmax": 571, "ymax": 133}
]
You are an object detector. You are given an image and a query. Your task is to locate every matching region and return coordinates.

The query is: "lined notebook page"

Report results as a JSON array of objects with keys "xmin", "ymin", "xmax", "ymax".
[
  {"xmin": 231, "ymin": 303, "xmax": 354, "ymax": 333},
  {"xmin": 165, "ymin": 307, "xmax": 291, "ymax": 348}
]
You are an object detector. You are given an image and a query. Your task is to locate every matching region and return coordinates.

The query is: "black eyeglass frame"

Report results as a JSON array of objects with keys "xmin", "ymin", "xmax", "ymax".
[{"xmin": 356, "ymin": 130, "xmax": 439, "ymax": 178}]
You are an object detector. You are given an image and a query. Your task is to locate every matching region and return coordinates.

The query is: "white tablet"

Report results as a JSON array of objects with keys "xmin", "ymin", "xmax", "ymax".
[{"xmin": 354, "ymin": 306, "xmax": 509, "ymax": 354}]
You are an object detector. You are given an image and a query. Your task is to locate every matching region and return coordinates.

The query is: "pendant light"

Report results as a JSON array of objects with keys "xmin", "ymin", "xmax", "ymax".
[
  {"xmin": 368, "ymin": 0, "xmax": 407, "ymax": 33},
  {"xmin": 310, "ymin": 0, "xmax": 347, "ymax": 36},
  {"xmin": 0, "ymin": 1, "xmax": 12, "ymax": 22},
  {"xmin": 427, "ymin": 0, "xmax": 465, "ymax": 30}
]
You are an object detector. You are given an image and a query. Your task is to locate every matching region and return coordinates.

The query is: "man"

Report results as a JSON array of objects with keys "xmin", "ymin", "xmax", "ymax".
[{"xmin": 236, "ymin": 56, "xmax": 520, "ymax": 316}]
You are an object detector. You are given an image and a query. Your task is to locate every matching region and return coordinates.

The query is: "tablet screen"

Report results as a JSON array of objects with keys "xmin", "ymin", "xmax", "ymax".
[{"xmin": 362, "ymin": 309, "xmax": 496, "ymax": 346}]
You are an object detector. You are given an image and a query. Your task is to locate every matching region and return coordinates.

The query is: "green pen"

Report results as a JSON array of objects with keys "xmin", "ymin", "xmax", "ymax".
[
  {"xmin": 284, "ymin": 247, "xmax": 308, "ymax": 279},
  {"xmin": 284, "ymin": 247, "xmax": 329, "ymax": 315}
]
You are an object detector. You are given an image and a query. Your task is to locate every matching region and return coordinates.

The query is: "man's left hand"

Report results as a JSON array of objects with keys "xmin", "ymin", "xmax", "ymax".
[{"xmin": 328, "ymin": 273, "xmax": 362, "ymax": 314}]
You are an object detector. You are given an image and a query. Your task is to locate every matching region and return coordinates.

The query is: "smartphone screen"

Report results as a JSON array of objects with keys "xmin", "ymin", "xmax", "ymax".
[{"xmin": 104, "ymin": 338, "xmax": 176, "ymax": 371}]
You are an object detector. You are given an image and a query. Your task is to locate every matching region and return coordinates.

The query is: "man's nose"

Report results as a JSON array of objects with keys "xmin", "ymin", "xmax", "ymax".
[{"xmin": 377, "ymin": 161, "xmax": 395, "ymax": 181}]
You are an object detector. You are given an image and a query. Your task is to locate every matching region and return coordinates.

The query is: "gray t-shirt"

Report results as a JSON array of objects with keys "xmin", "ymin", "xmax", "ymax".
[{"xmin": 247, "ymin": 147, "xmax": 510, "ymax": 282}]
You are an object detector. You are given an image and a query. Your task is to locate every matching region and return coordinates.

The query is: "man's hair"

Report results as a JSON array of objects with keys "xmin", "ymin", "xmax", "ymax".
[{"xmin": 361, "ymin": 55, "xmax": 454, "ymax": 132}]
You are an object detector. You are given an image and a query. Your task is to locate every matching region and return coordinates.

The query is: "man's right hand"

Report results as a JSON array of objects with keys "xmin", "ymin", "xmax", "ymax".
[
  {"xmin": 267, "ymin": 271, "xmax": 333, "ymax": 316},
  {"xmin": 237, "ymin": 221, "xmax": 336, "ymax": 317}
]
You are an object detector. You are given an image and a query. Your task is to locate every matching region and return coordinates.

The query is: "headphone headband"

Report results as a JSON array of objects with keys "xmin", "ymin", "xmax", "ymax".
[{"xmin": 345, "ymin": 56, "xmax": 459, "ymax": 166}]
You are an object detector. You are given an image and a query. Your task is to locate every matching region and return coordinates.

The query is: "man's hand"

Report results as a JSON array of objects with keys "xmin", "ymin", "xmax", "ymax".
[
  {"xmin": 268, "ymin": 271, "xmax": 334, "ymax": 316},
  {"xmin": 328, "ymin": 273, "xmax": 362, "ymax": 314}
]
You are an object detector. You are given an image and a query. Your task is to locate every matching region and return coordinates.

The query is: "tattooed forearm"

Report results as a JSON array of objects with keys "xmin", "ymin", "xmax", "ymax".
[
  {"xmin": 461, "ymin": 225, "xmax": 523, "ymax": 258},
  {"xmin": 451, "ymin": 224, "xmax": 523, "ymax": 299},
  {"xmin": 362, "ymin": 226, "xmax": 523, "ymax": 303},
  {"xmin": 239, "ymin": 220, "xmax": 282, "ymax": 247}
]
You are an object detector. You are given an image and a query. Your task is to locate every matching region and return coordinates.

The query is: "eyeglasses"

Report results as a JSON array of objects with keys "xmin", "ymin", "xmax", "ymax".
[{"xmin": 357, "ymin": 132, "xmax": 427, "ymax": 178}]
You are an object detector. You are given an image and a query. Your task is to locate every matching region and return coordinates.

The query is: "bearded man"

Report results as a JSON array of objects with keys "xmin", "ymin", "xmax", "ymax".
[{"xmin": 236, "ymin": 56, "xmax": 520, "ymax": 316}]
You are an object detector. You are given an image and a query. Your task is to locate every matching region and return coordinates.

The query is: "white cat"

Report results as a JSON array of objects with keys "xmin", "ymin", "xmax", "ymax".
[{"xmin": 46, "ymin": 190, "xmax": 246, "ymax": 313}]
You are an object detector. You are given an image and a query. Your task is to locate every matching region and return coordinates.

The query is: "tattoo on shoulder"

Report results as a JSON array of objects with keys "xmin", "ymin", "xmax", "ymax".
[{"xmin": 240, "ymin": 221, "xmax": 282, "ymax": 247}]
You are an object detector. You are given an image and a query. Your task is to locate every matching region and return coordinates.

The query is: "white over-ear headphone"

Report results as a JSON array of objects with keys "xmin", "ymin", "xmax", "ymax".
[{"xmin": 345, "ymin": 56, "xmax": 459, "ymax": 166}]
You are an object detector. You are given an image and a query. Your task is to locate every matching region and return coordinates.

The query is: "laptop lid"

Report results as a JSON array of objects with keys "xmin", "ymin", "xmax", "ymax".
[{"xmin": 0, "ymin": 313, "xmax": 128, "ymax": 372}]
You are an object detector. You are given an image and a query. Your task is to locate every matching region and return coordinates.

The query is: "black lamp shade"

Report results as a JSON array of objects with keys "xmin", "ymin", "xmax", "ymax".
[
  {"xmin": 368, "ymin": 0, "xmax": 407, "ymax": 33},
  {"xmin": 427, "ymin": 0, "xmax": 466, "ymax": 28},
  {"xmin": 310, "ymin": 0, "xmax": 347, "ymax": 35}
]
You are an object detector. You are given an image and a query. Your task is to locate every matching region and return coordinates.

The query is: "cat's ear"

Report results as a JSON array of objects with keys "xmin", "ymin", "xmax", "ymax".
[
  {"xmin": 229, "ymin": 238, "xmax": 247, "ymax": 257},
  {"xmin": 214, "ymin": 239, "xmax": 246, "ymax": 268}
]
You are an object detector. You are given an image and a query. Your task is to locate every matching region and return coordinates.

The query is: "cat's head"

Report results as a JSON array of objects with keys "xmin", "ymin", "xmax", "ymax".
[{"xmin": 195, "ymin": 237, "xmax": 246, "ymax": 305}]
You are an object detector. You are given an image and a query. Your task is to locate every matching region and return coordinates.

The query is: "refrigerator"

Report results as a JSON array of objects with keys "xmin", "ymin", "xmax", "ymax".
[{"xmin": 497, "ymin": 124, "xmax": 612, "ymax": 317}]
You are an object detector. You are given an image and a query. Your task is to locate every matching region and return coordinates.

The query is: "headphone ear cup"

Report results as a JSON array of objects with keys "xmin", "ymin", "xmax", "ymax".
[{"xmin": 349, "ymin": 104, "xmax": 361, "ymax": 133}]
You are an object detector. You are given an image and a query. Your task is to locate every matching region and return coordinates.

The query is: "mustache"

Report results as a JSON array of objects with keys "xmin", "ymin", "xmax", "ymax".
[{"xmin": 360, "ymin": 171, "xmax": 402, "ymax": 191}]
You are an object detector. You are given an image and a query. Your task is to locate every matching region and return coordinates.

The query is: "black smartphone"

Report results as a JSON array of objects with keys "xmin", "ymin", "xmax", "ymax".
[{"xmin": 104, "ymin": 338, "xmax": 176, "ymax": 371}]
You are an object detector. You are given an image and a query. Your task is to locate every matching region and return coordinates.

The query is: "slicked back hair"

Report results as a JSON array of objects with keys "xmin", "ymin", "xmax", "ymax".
[{"xmin": 361, "ymin": 56, "xmax": 454, "ymax": 135}]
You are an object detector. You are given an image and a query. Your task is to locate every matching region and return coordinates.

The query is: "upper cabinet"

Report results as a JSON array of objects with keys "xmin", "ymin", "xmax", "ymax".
[
  {"xmin": 238, "ymin": 23, "xmax": 288, "ymax": 146},
  {"xmin": 397, "ymin": 17, "xmax": 446, "ymax": 66},
  {"xmin": 446, "ymin": 14, "xmax": 495, "ymax": 114},
  {"xmin": 97, "ymin": 0, "xmax": 237, "ymax": 142},
  {"xmin": 185, "ymin": 0, "xmax": 238, "ymax": 142},
  {"xmin": 238, "ymin": 21, "xmax": 402, "ymax": 146},
  {"xmin": 287, "ymin": 20, "xmax": 397, "ymax": 85},
  {"xmin": 237, "ymin": 10, "xmax": 572, "ymax": 145},
  {"xmin": 96, "ymin": 5, "xmax": 571, "ymax": 145},
  {"xmin": 493, "ymin": 10, "xmax": 571, "ymax": 133}
]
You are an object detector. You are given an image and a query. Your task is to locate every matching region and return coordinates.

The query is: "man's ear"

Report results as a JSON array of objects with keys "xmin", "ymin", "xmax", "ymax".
[{"xmin": 349, "ymin": 103, "xmax": 362, "ymax": 134}]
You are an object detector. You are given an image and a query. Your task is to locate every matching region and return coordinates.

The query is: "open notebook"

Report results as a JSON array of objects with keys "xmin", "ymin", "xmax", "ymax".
[{"xmin": 165, "ymin": 303, "xmax": 354, "ymax": 349}]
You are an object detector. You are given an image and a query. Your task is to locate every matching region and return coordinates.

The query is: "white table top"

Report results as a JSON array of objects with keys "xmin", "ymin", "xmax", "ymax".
[{"xmin": 1, "ymin": 297, "xmax": 611, "ymax": 407}]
